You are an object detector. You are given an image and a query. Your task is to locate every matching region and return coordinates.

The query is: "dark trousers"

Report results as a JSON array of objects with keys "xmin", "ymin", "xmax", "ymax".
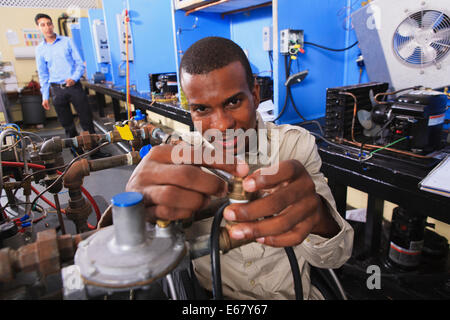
[{"xmin": 50, "ymin": 81, "xmax": 95, "ymax": 138}]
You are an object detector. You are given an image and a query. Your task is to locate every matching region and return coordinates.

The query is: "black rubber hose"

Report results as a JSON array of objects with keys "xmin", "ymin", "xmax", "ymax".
[
  {"xmin": 273, "ymin": 55, "xmax": 291, "ymax": 122},
  {"xmin": 210, "ymin": 201, "xmax": 303, "ymax": 301},
  {"xmin": 284, "ymin": 246, "xmax": 303, "ymax": 300},
  {"xmin": 210, "ymin": 201, "xmax": 229, "ymax": 300},
  {"xmin": 288, "ymin": 86, "xmax": 306, "ymax": 121},
  {"xmin": 304, "ymin": 40, "xmax": 359, "ymax": 52}
]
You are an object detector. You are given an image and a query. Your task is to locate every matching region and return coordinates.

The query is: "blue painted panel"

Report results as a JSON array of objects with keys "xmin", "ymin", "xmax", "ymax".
[
  {"xmin": 102, "ymin": 0, "xmax": 130, "ymax": 88},
  {"xmin": 69, "ymin": 24, "xmax": 85, "ymax": 61},
  {"xmin": 342, "ymin": 0, "xmax": 369, "ymax": 86},
  {"xmin": 230, "ymin": 6, "xmax": 273, "ymax": 77},
  {"xmin": 78, "ymin": 17, "xmax": 97, "ymax": 81},
  {"xmin": 128, "ymin": 0, "xmax": 177, "ymax": 93},
  {"xmin": 87, "ymin": 8, "xmax": 113, "ymax": 82},
  {"xmin": 276, "ymin": 0, "xmax": 355, "ymax": 124},
  {"xmin": 102, "ymin": 0, "xmax": 178, "ymax": 93},
  {"xmin": 174, "ymin": 11, "xmax": 231, "ymax": 65}
]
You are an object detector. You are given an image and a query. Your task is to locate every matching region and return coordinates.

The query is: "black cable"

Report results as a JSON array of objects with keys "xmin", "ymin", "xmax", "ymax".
[
  {"xmin": 210, "ymin": 200, "xmax": 229, "ymax": 300},
  {"xmin": 304, "ymin": 40, "xmax": 359, "ymax": 52},
  {"xmin": 273, "ymin": 54, "xmax": 309, "ymax": 122},
  {"xmin": 284, "ymin": 246, "xmax": 303, "ymax": 300},
  {"xmin": 268, "ymin": 51, "xmax": 273, "ymax": 79},
  {"xmin": 297, "ymin": 120, "xmax": 325, "ymax": 136},
  {"xmin": 288, "ymin": 86, "xmax": 306, "ymax": 121},
  {"xmin": 273, "ymin": 55, "xmax": 291, "ymax": 122}
]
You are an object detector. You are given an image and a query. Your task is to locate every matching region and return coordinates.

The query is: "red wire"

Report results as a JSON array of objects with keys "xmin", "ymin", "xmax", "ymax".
[{"xmin": 1, "ymin": 161, "xmax": 101, "ymax": 229}]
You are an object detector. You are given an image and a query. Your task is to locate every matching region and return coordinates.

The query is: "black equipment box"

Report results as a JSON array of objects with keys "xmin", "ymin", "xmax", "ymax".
[
  {"xmin": 148, "ymin": 73, "xmax": 178, "ymax": 95},
  {"xmin": 324, "ymin": 82, "xmax": 389, "ymax": 140}
]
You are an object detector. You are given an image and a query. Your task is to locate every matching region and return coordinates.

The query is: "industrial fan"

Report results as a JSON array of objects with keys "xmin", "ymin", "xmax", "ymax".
[
  {"xmin": 394, "ymin": 10, "xmax": 450, "ymax": 67},
  {"xmin": 352, "ymin": 0, "xmax": 450, "ymax": 90}
]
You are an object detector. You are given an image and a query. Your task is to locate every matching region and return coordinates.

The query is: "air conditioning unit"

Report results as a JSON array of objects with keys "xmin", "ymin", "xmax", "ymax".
[{"xmin": 352, "ymin": 0, "xmax": 450, "ymax": 91}]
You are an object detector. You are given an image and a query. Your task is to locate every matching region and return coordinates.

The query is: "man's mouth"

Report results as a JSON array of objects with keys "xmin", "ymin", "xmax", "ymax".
[{"xmin": 216, "ymin": 136, "xmax": 238, "ymax": 148}]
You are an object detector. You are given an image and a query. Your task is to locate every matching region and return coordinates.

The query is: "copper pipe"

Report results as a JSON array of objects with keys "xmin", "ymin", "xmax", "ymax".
[
  {"xmin": 373, "ymin": 86, "xmax": 420, "ymax": 104},
  {"xmin": 62, "ymin": 153, "xmax": 141, "ymax": 232},
  {"xmin": 0, "ymin": 229, "xmax": 97, "ymax": 282},
  {"xmin": 339, "ymin": 91, "xmax": 358, "ymax": 142}
]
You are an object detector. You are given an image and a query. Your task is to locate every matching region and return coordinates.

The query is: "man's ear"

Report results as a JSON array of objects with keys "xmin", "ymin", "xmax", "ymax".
[{"xmin": 251, "ymin": 80, "xmax": 261, "ymax": 111}]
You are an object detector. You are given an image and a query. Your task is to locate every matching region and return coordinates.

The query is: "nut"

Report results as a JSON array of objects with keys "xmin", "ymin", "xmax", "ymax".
[
  {"xmin": 36, "ymin": 229, "xmax": 60, "ymax": 276},
  {"xmin": 0, "ymin": 248, "xmax": 14, "ymax": 282},
  {"xmin": 57, "ymin": 234, "xmax": 75, "ymax": 262},
  {"xmin": 17, "ymin": 243, "xmax": 39, "ymax": 272}
]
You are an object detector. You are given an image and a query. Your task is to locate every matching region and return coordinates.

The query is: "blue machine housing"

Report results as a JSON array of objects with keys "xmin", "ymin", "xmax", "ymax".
[{"xmin": 76, "ymin": 0, "xmax": 448, "ymax": 127}]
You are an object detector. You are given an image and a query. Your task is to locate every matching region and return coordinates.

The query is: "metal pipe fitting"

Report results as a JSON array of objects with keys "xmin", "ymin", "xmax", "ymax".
[
  {"xmin": 111, "ymin": 192, "xmax": 146, "ymax": 248},
  {"xmin": 0, "ymin": 229, "xmax": 97, "ymax": 282}
]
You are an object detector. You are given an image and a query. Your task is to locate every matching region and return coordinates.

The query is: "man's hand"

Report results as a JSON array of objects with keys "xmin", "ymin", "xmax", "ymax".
[
  {"xmin": 42, "ymin": 99, "xmax": 50, "ymax": 110},
  {"xmin": 223, "ymin": 160, "xmax": 340, "ymax": 247},
  {"xmin": 65, "ymin": 79, "xmax": 76, "ymax": 87},
  {"xmin": 125, "ymin": 144, "xmax": 249, "ymax": 222}
]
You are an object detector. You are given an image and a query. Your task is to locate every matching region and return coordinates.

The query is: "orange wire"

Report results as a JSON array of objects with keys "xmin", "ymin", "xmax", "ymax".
[{"xmin": 339, "ymin": 91, "xmax": 358, "ymax": 142}]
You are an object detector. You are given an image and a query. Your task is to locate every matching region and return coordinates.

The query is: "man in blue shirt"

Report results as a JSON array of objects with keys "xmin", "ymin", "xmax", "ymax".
[{"xmin": 35, "ymin": 13, "xmax": 110, "ymax": 158}]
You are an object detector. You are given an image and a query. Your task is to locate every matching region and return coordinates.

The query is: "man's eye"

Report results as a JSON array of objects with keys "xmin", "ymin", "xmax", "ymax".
[
  {"xmin": 193, "ymin": 106, "xmax": 208, "ymax": 113},
  {"xmin": 226, "ymin": 97, "xmax": 241, "ymax": 108}
]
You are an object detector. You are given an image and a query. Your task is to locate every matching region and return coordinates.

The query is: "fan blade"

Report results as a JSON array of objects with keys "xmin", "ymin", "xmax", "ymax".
[
  {"xmin": 433, "ymin": 28, "xmax": 450, "ymax": 43},
  {"xmin": 421, "ymin": 11, "xmax": 443, "ymax": 30},
  {"xmin": 398, "ymin": 40, "xmax": 417, "ymax": 59},
  {"xmin": 357, "ymin": 110, "xmax": 374, "ymax": 130},
  {"xmin": 422, "ymin": 45, "xmax": 437, "ymax": 61},
  {"xmin": 397, "ymin": 17, "xmax": 420, "ymax": 37}
]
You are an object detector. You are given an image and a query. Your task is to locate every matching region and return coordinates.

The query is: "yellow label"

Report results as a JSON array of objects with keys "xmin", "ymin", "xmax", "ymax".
[{"xmin": 115, "ymin": 124, "xmax": 134, "ymax": 141}]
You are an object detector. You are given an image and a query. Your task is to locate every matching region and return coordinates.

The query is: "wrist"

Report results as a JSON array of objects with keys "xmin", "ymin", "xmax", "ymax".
[{"xmin": 311, "ymin": 195, "xmax": 340, "ymax": 238}]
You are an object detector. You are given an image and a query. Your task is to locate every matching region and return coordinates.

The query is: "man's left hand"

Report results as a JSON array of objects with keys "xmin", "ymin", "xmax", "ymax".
[
  {"xmin": 223, "ymin": 159, "xmax": 340, "ymax": 247},
  {"xmin": 65, "ymin": 79, "xmax": 75, "ymax": 87}
]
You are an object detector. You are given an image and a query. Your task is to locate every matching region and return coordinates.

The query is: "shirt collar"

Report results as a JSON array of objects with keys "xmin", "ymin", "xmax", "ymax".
[
  {"xmin": 43, "ymin": 33, "xmax": 62, "ymax": 45},
  {"xmin": 250, "ymin": 111, "xmax": 272, "ymax": 159}
]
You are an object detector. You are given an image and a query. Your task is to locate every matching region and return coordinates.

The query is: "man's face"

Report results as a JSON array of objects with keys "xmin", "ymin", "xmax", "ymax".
[
  {"xmin": 37, "ymin": 18, "xmax": 54, "ymax": 39},
  {"xmin": 181, "ymin": 61, "xmax": 260, "ymax": 155}
]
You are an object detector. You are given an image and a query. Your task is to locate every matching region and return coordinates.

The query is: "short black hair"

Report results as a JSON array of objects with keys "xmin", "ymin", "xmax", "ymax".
[
  {"xmin": 35, "ymin": 13, "xmax": 52, "ymax": 25},
  {"xmin": 179, "ymin": 36, "xmax": 254, "ymax": 91}
]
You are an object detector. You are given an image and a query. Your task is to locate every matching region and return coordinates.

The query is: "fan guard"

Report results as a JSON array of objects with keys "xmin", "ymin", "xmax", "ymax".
[{"xmin": 393, "ymin": 10, "xmax": 450, "ymax": 66}]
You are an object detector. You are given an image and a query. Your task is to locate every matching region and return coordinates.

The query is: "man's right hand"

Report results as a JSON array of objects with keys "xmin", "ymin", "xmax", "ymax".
[
  {"xmin": 125, "ymin": 143, "xmax": 249, "ymax": 222},
  {"xmin": 42, "ymin": 99, "xmax": 50, "ymax": 110}
]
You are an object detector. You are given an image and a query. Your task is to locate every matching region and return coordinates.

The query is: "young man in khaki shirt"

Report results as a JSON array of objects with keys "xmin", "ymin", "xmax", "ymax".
[{"xmin": 126, "ymin": 37, "xmax": 354, "ymax": 299}]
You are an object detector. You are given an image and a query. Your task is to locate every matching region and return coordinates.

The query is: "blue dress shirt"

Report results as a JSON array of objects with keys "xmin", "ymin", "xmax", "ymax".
[{"xmin": 35, "ymin": 34, "xmax": 85, "ymax": 101}]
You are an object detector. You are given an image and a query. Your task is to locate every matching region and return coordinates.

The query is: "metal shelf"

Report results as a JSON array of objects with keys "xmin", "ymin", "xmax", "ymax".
[{"xmin": 175, "ymin": 0, "xmax": 272, "ymax": 17}]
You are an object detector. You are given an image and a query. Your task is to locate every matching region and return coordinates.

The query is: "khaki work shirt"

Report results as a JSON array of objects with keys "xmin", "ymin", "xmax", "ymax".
[{"xmin": 185, "ymin": 112, "xmax": 354, "ymax": 300}]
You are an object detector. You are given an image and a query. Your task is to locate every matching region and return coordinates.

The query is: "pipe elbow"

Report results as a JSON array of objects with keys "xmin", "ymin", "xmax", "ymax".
[
  {"xmin": 63, "ymin": 159, "xmax": 90, "ymax": 189},
  {"xmin": 39, "ymin": 137, "xmax": 63, "ymax": 158}
]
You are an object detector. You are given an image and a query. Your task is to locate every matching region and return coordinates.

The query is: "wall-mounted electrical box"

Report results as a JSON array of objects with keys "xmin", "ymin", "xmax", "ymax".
[
  {"xmin": 280, "ymin": 29, "xmax": 304, "ymax": 55},
  {"xmin": 116, "ymin": 13, "xmax": 134, "ymax": 61},
  {"xmin": 92, "ymin": 19, "xmax": 111, "ymax": 63},
  {"xmin": 262, "ymin": 26, "xmax": 272, "ymax": 51}
]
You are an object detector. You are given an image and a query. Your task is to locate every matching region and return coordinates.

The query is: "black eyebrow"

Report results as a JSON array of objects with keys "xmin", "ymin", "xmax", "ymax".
[
  {"xmin": 189, "ymin": 92, "xmax": 245, "ymax": 110},
  {"xmin": 189, "ymin": 103, "xmax": 210, "ymax": 110},
  {"xmin": 223, "ymin": 92, "xmax": 244, "ymax": 107}
]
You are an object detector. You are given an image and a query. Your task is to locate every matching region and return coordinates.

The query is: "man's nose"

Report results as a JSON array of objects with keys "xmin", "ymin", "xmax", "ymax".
[{"xmin": 213, "ymin": 110, "xmax": 235, "ymax": 132}]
